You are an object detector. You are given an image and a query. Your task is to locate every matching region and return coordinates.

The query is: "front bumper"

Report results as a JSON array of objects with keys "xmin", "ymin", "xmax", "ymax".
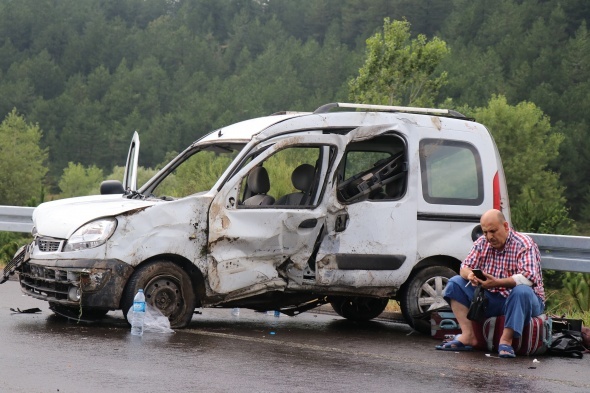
[{"xmin": 18, "ymin": 254, "xmax": 134, "ymax": 310}]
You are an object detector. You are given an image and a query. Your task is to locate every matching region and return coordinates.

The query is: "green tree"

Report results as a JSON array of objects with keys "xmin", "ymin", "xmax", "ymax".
[
  {"xmin": 0, "ymin": 109, "xmax": 48, "ymax": 205},
  {"xmin": 58, "ymin": 162, "xmax": 104, "ymax": 198},
  {"xmin": 469, "ymin": 96, "xmax": 571, "ymax": 233},
  {"xmin": 550, "ymin": 23, "xmax": 590, "ymax": 219},
  {"xmin": 562, "ymin": 272, "xmax": 590, "ymax": 312},
  {"xmin": 349, "ymin": 18, "xmax": 449, "ymax": 106}
]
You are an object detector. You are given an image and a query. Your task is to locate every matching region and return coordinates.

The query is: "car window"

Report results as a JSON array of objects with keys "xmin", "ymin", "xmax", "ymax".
[
  {"xmin": 238, "ymin": 145, "xmax": 334, "ymax": 208},
  {"xmin": 337, "ymin": 134, "xmax": 407, "ymax": 203},
  {"xmin": 419, "ymin": 139, "xmax": 483, "ymax": 205},
  {"xmin": 150, "ymin": 147, "xmax": 241, "ymax": 198}
]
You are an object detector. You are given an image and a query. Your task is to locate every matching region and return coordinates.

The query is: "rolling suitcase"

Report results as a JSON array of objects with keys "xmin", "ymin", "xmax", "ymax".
[{"xmin": 473, "ymin": 314, "xmax": 552, "ymax": 355}]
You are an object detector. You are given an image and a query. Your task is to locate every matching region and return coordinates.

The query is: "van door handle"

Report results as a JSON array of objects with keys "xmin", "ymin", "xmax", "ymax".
[
  {"xmin": 299, "ymin": 219, "xmax": 318, "ymax": 229},
  {"xmin": 335, "ymin": 214, "xmax": 348, "ymax": 232}
]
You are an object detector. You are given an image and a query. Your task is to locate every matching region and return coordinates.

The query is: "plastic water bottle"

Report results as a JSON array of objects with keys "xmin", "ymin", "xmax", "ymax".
[
  {"xmin": 131, "ymin": 289, "xmax": 146, "ymax": 336},
  {"xmin": 231, "ymin": 307, "xmax": 240, "ymax": 316},
  {"xmin": 274, "ymin": 310, "xmax": 280, "ymax": 317}
]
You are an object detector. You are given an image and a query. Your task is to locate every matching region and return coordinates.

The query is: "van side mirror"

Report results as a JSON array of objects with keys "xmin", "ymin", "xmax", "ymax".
[
  {"xmin": 100, "ymin": 180, "xmax": 125, "ymax": 195},
  {"xmin": 471, "ymin": 225, "xmax": 483, "ymax": 241}
]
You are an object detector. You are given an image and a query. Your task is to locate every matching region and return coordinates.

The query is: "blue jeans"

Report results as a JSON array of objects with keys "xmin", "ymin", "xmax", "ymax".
[{"xmin": 443, "ymin": 275, "xmax": 544, "ymax": 338}]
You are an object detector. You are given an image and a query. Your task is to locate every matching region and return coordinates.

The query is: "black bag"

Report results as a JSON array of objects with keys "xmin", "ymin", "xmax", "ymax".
[
  {"xmin": 467, "ymin": 284, "xmax": 488, "ymax": 322},
  {"xmin": 551, "ymin": 317, "xmax": 583, "ymax": 333},
  {"xmin": 548, "ymin": 330, "xmax": 586, "ymax": 358}
]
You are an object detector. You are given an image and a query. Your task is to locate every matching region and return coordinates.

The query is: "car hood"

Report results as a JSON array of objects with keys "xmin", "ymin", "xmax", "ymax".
[{"xmin": 33, "ymin": 194, "xmax": 156, "ymax": 239}]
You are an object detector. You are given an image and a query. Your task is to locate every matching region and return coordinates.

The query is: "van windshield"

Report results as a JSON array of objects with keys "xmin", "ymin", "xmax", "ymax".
[{"xmin": 145, "ymin": 143, "xmax": 244, "ymax": 199}]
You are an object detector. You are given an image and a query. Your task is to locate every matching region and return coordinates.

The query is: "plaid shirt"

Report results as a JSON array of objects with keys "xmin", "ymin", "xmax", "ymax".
[{"xmin": 462, "ymin": 229, "xmax": 545, "ymax": 302}]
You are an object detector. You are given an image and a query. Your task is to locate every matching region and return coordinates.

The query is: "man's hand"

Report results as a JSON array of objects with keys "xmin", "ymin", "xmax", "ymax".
[
  {"xmin": 476, "ymin": 272, "xmax": 497, "ymax": 289},
  {"xmin": 467, "ymin": 270, "xmax": 515, "ymax": 289},
  {"xmin": 467, "ymin": 270, "xmax": 494, "ymax": 288}
]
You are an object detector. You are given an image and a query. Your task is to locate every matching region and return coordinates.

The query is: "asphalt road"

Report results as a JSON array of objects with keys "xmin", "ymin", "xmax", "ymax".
[{"xmin": 1, "ymin": 280, "xmax": 589, "ymax": 393}]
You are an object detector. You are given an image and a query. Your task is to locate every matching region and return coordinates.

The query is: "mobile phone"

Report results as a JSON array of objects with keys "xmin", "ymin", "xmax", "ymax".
[{"xmin": 472, "ymin": 269, "xmax": 487, "ymax": 281}]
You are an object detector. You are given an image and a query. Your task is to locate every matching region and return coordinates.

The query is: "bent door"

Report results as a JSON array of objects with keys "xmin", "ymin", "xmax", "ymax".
[
  {"xmin": 207, "ymin": 133, "xmax": 346, "ymax": 296},
  {"xmin": 316, "ymin": 130, "xmax": 417, "ymax": 292}
]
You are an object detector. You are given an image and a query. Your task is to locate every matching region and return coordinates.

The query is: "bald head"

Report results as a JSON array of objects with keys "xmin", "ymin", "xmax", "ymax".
[
  {"xmin": 480, "ymin": 209, "xmax": 509, "ymax": 249},
  {"xmin": 481, "ymin": 209, "xmax": 506, "ymax": 225}
]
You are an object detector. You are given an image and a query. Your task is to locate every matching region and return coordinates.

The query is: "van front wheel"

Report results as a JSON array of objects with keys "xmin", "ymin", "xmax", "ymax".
[
  {"xmin": 121, "ymin": 260, "xmax": 196, "ymax": 329},
  {"xmin": 399, "ymin": 265, "xmax": 456, "ymax": 334}
]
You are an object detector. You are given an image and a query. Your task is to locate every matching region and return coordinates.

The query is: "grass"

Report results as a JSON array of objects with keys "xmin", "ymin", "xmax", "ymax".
[
  {"xmin": 385, "ymin": 300, "xmax": 401, "ymax": 313},
  {"xmin": 545, "ymin": 288, "xmax": 590, "ymax": 327}
]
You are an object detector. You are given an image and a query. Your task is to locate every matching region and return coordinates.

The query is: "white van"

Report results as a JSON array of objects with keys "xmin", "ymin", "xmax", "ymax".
[{"xmin": 6, "ymin": 103, "xmax": 510, "ymax": 332}]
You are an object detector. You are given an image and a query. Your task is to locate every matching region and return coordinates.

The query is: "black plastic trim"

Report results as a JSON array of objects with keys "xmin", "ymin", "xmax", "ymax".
[
  {"xmin": 335, "ymin": 254, "xmax": 406, "ymax": 270},
  {"xmin": 417, "ymin": 212, "xmax": 481, "ymax": 223}
]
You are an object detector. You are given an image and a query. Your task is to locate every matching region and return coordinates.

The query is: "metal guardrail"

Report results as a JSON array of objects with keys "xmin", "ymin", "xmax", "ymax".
[
  {"xmin": 526, "ymin": 233, "xmax": 590, "ymax": 274},
  {"xmin": 0, "ymin": 206, "xmax": 34, "ymax": 233},
  {"xmin": 1, "ymin": 205, "xmax": 590, "ymax": 274}
]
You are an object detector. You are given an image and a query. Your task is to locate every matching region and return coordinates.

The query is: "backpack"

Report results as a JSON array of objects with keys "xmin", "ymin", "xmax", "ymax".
[{"xmin": 547, "ymin": 330, "xmax": 586, "ymax": 359}]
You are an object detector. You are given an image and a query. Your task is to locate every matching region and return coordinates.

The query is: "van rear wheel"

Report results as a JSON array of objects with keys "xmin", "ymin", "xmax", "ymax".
[
  {"xmin": 399, "ymin": 265, "xmax": 456, "ymax": 334},
  {"xmin": 329, "ymin": 296, "xmax": 389, "ymax": 321},
  {"xmin": 121, "ymin": 260, "xmax": 196, "ymax": 329}
]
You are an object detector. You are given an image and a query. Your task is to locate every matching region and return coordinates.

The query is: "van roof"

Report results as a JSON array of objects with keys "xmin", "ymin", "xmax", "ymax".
[
  {"xmin": 198, "ymin": 113, "xmax": 308, "ymax": 144},
  {"xmin": 196, "ymin": 102, "xmax": 472, "ymax": 144}
]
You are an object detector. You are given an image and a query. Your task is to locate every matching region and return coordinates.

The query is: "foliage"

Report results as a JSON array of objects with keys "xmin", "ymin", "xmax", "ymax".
[
  {"xmin": 0, "ymin": 0, "xmax": 589, "ymax": 226},
  {"xmin": 0, "ymin": 231, "xmax": 30, "ymax": 267},
  {"xmin": 545, "ymin": 272, "xmax": 590, "ymax": 327},
  {"xmin": 563, "ymin": 272, "xmax": 590, "ymax": 312},
  {"xmin": 0, "ymin": 109, "xmax": 48, "ymax": 205},
  {"xmin": 466, "ymin": 96, "xmax": 570, "ymax": 233},
  {"xmin": 349, "ymin": 18, "xmax": 449, "ymax": 106},
  {"xmin": 58, "ymin": 162, "xmax": 104, "ymax": 198},
  {"xmin": 54, "ymin": 164, "xmax": 161, "ymax": 200},
  {"xmin": 510, "ymin": 188, "xmax": 574, "ymax": 234}
]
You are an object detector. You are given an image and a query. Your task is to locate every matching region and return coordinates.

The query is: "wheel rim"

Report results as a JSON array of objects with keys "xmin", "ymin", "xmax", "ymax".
[
  {"xmin": 144, "ymin": 274, "xmax": 184, "ymax": 318},
  {"xmin": 417, "ymin": 276, "xmax": 449, "ymax": 313}
]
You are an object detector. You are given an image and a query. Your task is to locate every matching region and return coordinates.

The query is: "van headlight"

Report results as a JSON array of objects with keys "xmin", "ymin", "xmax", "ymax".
[{"xmin": 63, "ymin": 218, "xmax": 117, "ymax": 252}]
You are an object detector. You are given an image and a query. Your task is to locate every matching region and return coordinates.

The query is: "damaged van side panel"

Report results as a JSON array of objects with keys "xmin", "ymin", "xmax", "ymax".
[
  {"xmin": 207, "ymin": 134, "xmax": 348, "ymax": 298},
  {"xmin": 106, "ymin": 197, "xmax": 211, "ymax": 273}
]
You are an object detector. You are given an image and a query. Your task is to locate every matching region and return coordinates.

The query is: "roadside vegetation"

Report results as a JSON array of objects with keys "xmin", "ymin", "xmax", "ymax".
[{"xmin": 0, "ymin": 0, "xmax": 588, "ymax": 322}]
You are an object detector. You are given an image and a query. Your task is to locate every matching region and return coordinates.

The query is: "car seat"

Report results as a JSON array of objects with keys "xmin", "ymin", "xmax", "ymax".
[
  {"xmin": 275, "ymin": 164, "xmax": 315, "ymax": 205},
  {"xmin": 242, "ymin": 167, "xmax": 275, "ymax": 205}
]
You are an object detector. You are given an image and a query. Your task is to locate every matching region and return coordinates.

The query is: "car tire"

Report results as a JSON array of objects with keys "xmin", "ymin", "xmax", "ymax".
[
  {"xmin": 329, "ymin": 296, "xmax": 389, "ymax": 321},
  {"xmin": 121, "ymin": 260, "xmax": 196, "ymax": 329},
  {"xmin": 399, "ymin": 265, "xmax": 457, "ymax": 334}
]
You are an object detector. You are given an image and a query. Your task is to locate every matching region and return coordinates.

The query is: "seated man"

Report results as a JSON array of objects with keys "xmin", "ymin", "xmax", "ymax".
[{"xmin": 436, "ymin": 209, "xmax": 545, "ymax": 358}]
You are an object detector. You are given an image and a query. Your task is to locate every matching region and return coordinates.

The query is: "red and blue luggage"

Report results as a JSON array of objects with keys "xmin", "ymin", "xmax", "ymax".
[{"xmin": 473, "ymin": 314, "xmax": 552, "ymax": 356}]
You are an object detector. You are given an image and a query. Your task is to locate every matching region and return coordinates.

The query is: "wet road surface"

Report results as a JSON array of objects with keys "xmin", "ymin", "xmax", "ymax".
[{"xmin": 1, "ymin": 280, "xmax": 589, "ymax": 393}]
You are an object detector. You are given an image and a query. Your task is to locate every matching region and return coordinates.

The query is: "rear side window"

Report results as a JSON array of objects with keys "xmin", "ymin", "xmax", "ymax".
[{"xmin": 419, "ymin": 139, "xmax": 483, "ymax": 205}]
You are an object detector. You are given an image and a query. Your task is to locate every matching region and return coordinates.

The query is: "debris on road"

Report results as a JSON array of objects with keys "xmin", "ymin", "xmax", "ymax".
[{"xmin": 10, "ymin": 307, "xmax": 41, "ymax": 314}]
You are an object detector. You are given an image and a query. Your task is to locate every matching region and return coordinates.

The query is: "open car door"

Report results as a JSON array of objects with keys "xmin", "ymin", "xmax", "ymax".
[
  {"xmin": 316, "ymin": 125, "xmax": 417, "ymax": 290},
  {"xmin": 123, "ymin": 131, "xmax": 140, "ymax": 191}
]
